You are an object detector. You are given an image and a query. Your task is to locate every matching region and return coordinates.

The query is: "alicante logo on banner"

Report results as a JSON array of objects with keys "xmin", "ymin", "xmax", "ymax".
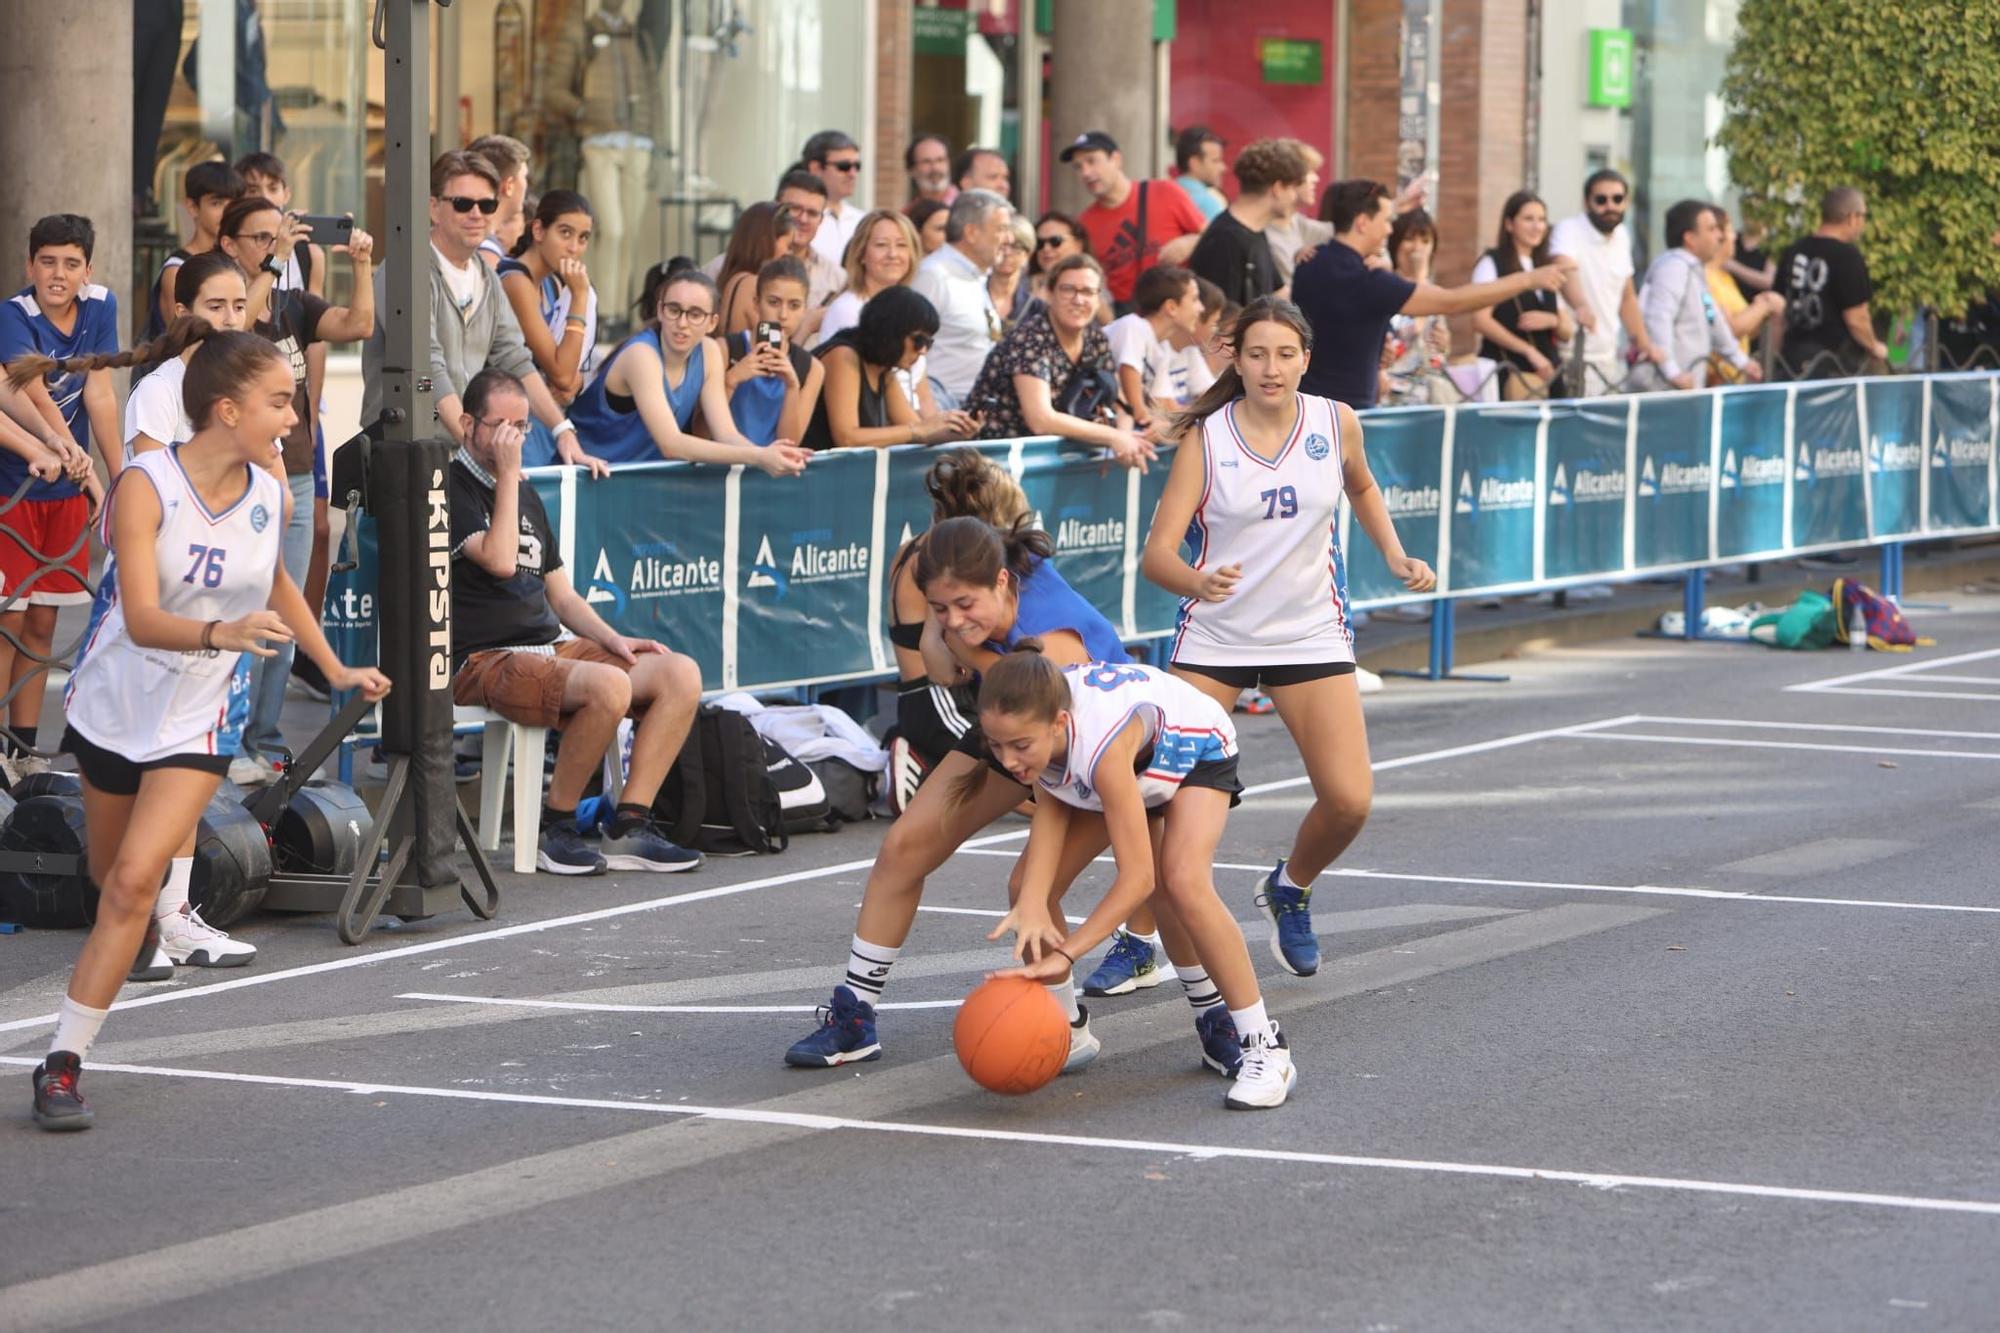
[
  {"xmin": 1720, "ymin": 448, "xmax": 1786, "ymax": 489},
  {"xmin": 1053, "ymin": 506, "xmax": 1125, "ymax": 554},
  {"xmin": 1795, "ymin": 442, "xmax": 1865, "ymax": 481},
  {"xmin": 1455, "ymin": 471, "xmax": 1533, "ymax": 515},
  {"xmin": 1933, "ymin": 433, "xmax": 1993, "ymax": 468},
  {"xmin": 747, "ymin": 529, "xmax": 871, "ymax": 601},
  {"xmin": 1548, "ymin": 462, "xmax": 1625, "ymax": 506},
  {"xmin": 1381, "ymin": 481, "xmax": 1442, "ymax": 519},
  {"xmin": 1637, "ymin": 454, "xmax": 1710, "ymax": 498},
  {"xmin": 589, "ymin": 541, "xmax": 720, "ymax": 615},
  {"xmin": 1869, "ymin": 435, "xmax": 1922, "ymax": 472}
]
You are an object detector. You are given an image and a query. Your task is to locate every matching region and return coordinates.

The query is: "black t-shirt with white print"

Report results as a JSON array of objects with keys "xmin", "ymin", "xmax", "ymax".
[
  {"xmin": 449, "ymin": 450, "xmax": 564, "ymax": 668},
  {"xmin": 1776, "ymin": 235, "xmax": 1872, "ymax": 367}
]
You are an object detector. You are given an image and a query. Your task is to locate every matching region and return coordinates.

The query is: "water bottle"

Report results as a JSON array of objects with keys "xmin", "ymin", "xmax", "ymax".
[{"xmin": 1848, "ymin": 602, "xmax": 1867, "ymax": 652}]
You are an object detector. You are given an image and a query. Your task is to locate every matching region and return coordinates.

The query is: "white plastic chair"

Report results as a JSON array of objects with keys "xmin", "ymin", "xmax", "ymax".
[{"xmin": 455, "ymin": 705, "xmax": 547, "ymax": 874}]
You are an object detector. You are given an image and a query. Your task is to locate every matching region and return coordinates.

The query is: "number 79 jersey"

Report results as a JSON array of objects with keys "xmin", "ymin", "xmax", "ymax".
[
  {"xmin": 1170, "ymin": 392, "xmax": 1353, "ymax": 667},
  {"xmin": 1038, "ymin": 662, "xmax": 1237, "ymax": 813},
  {"xmin": 66, "ymin": 449, "xmax": 284, "ymax": 763}
]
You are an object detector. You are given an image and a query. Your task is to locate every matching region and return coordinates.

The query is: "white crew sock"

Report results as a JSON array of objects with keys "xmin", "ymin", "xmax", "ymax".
[
  {"xmin": 49, "ymin": 996, "xmax": 110, "ymax": 1062},
  {"xmin": 843, "ymin": 936, "xmax": 900, "ymax": 1006},
  {"xmin": 1229, "ymin": 998, "xmax": 1273, "ymax": 1045},
  {"xmin": 1135, "ymin": 928, "xmax": 1162, "ymax": 951},
  {"xmin": 154, "ymin": 857, "xmax": 194, "ymax": 921},
  {"xmin": 1048, "ymin": 973, "xmax": 1081, "ymax": 1023},
  {"xmin": 1176, "ymin": 962, "xmax": 1223, "ymax": 1013},
  {"xmin": 1275, "ymin": 861, "xmax": 1308, "ymax": 893}
]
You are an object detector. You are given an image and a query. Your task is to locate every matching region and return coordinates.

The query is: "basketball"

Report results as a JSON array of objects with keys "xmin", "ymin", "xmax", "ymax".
[{"xmin": 954, "ymin": 975, "xmax": 1071, "ymax": 1094}]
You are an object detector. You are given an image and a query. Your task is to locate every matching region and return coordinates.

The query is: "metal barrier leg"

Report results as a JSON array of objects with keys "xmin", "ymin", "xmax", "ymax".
[
  {"xmin": 1682, "ymin": 569, "xmax": 1705, "ymax": 641},
  {"xmin": 1381, "ymin": 598, "xmax": 1509, "ymax": 683},
  {"xmin": 1879, "ymin": 542, "xmax": 1902, "ymax": 600}
]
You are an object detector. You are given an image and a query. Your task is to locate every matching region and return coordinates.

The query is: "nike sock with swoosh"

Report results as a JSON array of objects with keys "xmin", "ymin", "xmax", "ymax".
[{"xmin": 844, "ymin": 936, "xmax": 900, "ymax": 1006}]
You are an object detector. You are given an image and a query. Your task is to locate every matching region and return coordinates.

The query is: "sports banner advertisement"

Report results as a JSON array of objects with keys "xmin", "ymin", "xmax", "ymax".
[
  {"xmin": 573, "ymin": 462, "xmax": 730, "ymax": 684},
  {"xmin": 1542, "ymin": 400, "xmax": 1628, "ymax": 580},
  {"xmin": 1447, "ymin": 404, "xmax": 1539, "ymax": 590},
  {"xmin": 1345, "ymin": 408, "xmax": 1446, "ymax": 601},
  {"xmin": 1631, "ymin": 393, "xmax": 1713, "ymax": 569},
  {"xmin": 735, "ymin": 452, "xmax": 880, "ymax": 686},
  {"xmin": 1928, "ymin": 375, "xmax": 1998, "ymax": 532},
  {"xmin": 1715, "ymin": 385, "xmax": 1789, "ymax": 557},
  {"xmin": 1791, "ymin": 381, "xmax": 1870, "ymax": 549},
  {"xmin": 1863, "ymin": 378, "xmax": 1925, "ymax": 538}
]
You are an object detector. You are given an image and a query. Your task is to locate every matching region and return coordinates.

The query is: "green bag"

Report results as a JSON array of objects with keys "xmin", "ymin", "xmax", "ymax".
[{"xmin": 1749, "ymin": 590, "xmax": 1837, "ymax": 650}]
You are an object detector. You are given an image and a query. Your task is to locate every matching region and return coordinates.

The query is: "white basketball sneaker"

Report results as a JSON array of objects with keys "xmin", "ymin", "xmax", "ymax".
[
  {"xmin": 156, "ymin": 905, "xmax": 257, "ymax": 968},
  {"xmin": 1225, "ymin": 1023, "xmax": 1296, "ymax": 1110},
  {"xmin": 1060, "ymin": 1004, "xmax": 1102, "ymax": 1075}
]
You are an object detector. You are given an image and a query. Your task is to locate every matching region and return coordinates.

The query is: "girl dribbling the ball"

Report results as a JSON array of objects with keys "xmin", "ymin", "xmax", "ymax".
[{"xmin": 980, "ymin": 643, "xmax": 1295, "ymax": 1110}]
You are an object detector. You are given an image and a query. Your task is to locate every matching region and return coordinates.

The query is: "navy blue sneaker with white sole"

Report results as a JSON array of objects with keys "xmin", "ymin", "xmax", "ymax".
[
  {"xmin": 1254, "ymin": 861, "xmax": 1320, "ymax": 976},
  {"xmin": 1194, "ymin": 1005, "xmax": 1243, "ymax": 1076},
  {"xmin": 1081, "ymin": 930, "xmax": 1163, "ymax": 996},
  {"xmin": 536, "ymin": 819, "xmax": 607, "ymax": 876},
  {"xmin": 600, "ymin": 821, "xmax": 702, "ymax": 873},
  {"xmin": 785, "ymin": 985, "xmax": 882, "ymax": 1067},
  {"xmin": 32, "ymin": 1051, "xmax": 92, "ymax": 1131}
]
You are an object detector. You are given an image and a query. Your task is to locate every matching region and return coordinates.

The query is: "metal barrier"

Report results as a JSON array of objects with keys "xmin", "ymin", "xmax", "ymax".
[{"xmin": 324, "ymin": 368, "xmax": 2000, "ymax": 695}]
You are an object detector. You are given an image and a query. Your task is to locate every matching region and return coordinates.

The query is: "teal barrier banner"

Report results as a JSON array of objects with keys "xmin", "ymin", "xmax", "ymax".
[
  {"xmin": 1019, "ymin": 443, "xmax": 1130, "ymax": 630},
  {"xmin": 1865, "ymin": 378, "xmax": 1925, "ymax": 537},
  {"xmin": 1543, "ymin": 401, "xmax": 1628, "ymax": 580},
  {"xmin": 1929, "ymin": 376, "xmax": 1997, "ymax": 532},
  {"xmin": 1348, "ymin": 409, "xmax": 1447, "ymax": 601},
  {"xmin": 324, "ymin": 515, "xmax": 378, "ymax": 669},
  {"xmin": 1715, "ymin": 385, "xmax": 1789, "ymax": 557},
  {"xmin": 1632, "ymin": 393, "xmax": 1713, "ymax": 568},
  {"xmin": 1791, "ymin": 382, "xmax": 1869, "ymax": 548},
  {"xmin": 737, "ymin": 453, "xmax": 880, "ymax": 685},
  {"xmin": 1448, "ymin": 405, "xmax": 1538, "ymax": 589},
  {"xmin": 576, "ymin": 463, "xmax": 730, "ymax": 683}
]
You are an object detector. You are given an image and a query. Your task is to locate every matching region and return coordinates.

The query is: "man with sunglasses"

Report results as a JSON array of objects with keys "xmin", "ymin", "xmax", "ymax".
[
  {"xmin": 1551, "ymin": 169, "xmax": 1666, "ymax": 396},
  {"xmin": 804, "ymin": 129, "xmax": 866, "ymax": 270},
  {"xmin": 363, "ymin": 151, "xmax": 608, "ymax": 476}
]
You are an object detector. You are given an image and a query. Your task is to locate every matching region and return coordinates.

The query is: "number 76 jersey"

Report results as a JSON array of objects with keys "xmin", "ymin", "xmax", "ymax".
[
  {"xmin": 1039, "ymin": 662, "xmax": 1237, "ymax": 813},
  {"xmin": 66, "ymin": 448, "xmax": 284, "ymax": 763},
  {"xmin": 1170, "ymin": 392, "xmax": 1353, "ymax": 667}
]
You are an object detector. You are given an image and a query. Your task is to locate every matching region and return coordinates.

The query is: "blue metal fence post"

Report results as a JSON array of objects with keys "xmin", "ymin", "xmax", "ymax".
[
  {"xmin": 1879, "ymin": 541, "xmax": 1904, "ymax": 601},
  {"xmin": 1681, "ymin": 569, "xmax": 1706, "ymax": 640},
  {"xmin": 1433, "ymin": 597, "xmax": 1455, "ymax": 678}
]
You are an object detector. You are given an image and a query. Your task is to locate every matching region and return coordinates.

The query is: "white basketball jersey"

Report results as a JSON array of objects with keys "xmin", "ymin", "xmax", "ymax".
[
  {"xmin": 1170, "ymin": 393, "xmax": 1353, "ymax": 667},
  {"xmin": 1037, "ymin": 663, "xmax": 1236, "ymax": 813},
  {"xmin": 66, "ymin": 449, "xmax": 284, "ymax": 762}
]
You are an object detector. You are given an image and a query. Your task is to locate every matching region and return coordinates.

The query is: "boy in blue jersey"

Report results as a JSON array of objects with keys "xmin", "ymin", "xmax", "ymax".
[{"xmin": 0, "ymin": 214, "xmax": 120, "ymax": 773}]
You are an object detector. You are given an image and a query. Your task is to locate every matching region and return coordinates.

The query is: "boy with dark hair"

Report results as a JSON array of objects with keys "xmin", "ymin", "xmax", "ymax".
[
  {"xmin": 1105, "ymin": 264, "xmax": 1203, "ymax": 434},
  {"xmin": 147, "ymin": 160, "xmax": 245, "ymax": 341},
  {"xmin": 0, "ymin": 214, "xmax": 120, "ymax": 777}
]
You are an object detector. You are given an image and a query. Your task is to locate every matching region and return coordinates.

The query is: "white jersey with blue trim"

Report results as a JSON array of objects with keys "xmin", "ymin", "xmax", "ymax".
[
  {"xmin": 1171, "ymin": 393, "xmax": 1354, "ymax": 667},
  {"xmin": 65, "ymin": 449, "xmax": 284, "ymax": 763},
  {"xmin": 1037, "ymin": 662, "xmax": 1236, "ymax": 813}
]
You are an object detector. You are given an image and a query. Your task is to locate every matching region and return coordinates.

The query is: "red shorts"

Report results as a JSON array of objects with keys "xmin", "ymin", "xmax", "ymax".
[{"xmin": 0, "ymin": 495, "xmax": 91, "ymax": 607}]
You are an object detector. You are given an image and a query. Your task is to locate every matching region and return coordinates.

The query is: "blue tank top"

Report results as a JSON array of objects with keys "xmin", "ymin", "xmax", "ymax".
[
  {"xmin": 567, "ymin": 328, "xmax": 704, "ymax": 465},
  {"xmin": 991, "ymin": 557, "xmax": 1129, "ymax": 665}
]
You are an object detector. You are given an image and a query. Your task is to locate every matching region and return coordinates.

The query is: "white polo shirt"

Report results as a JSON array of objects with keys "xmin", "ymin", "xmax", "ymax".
[
  {"xmin": 1550, "ymin": 213, "xmax": 1634, "ymax": 364},
  {"xmin": 911, "ymin": 243, "xmax": 999, "ymax": 401},
  {"xmin": 811, "ymin": 200, "xmax": 865, "ymax": 269}
]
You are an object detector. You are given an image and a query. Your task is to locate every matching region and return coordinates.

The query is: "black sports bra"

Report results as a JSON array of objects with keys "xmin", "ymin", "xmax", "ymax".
[{"xmin": 887, "ymin": 540, "xmax": 924, "ymax": 649}]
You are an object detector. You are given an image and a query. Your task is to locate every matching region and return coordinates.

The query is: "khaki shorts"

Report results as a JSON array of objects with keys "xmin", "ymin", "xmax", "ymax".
[{"xmin": 452, "ymin": 639, "xmax": 629, "ymax": 730}]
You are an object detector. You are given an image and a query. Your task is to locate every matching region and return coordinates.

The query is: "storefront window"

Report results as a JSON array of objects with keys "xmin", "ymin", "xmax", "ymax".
[{"xmin": 1621, "ymin": 0, "xmax": 1738, "ymax": 259}]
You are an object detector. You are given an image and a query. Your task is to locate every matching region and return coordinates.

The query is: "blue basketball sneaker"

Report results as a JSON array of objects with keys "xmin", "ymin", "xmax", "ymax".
[
  {"xmin": 1194, "ymin": 1005, "xmax": 1243, "ymax": 1077},
  {"xmin": 1081, "ymin": 930, "xmax": 1163, "ymax": 996},
  {"xmin": 784, "ymin": 986, "xmax": 882, "ymax": 1067},
  {"xmin": 1254, "ymin": 861, "xmax": 1320, "ymax": 976}
]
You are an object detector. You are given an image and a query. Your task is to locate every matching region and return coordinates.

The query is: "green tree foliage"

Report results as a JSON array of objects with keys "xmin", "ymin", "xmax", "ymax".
[{"xmin": 1716, "ymin": 0, "xmax": 2000, "ymax": 319}]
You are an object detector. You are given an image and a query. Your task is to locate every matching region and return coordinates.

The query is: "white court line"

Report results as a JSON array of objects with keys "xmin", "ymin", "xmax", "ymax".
[
  {"xmin": 1799, "ymin": 686, "xmax": 2000, "ymax": 704},
  {"xmin": 1788, "ymin": 646, "xmax": 2000, "ymax": 693},
  {"xmin": 1568, "ymin": 732, "xmax": 2000, "ymax": 761},
  {"xmin": 955, "ymin": 849, "xmax": 2000, "ymax": 916},
  {"xmin": 0, "ymin": 714, "xmax": 1642, "ymax": 1037},
  {"xmin": 395, "ymin": 992, "xmax": 960, "ymax": 1015},
  {"xmin": 1624, "ymin": 714, "xmax": 2000, "ymax": 740},
  {"xmin": 1894, "ymin": 674, "xmax": 2000, "ymax": 686},
  {"xmin": 3, "ymin": 1054, "xmax": 1996, "ymax": 1220}
]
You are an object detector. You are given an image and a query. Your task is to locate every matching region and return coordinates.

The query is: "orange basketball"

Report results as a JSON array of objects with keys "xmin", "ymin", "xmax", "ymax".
[{"xmin": 954, "ymin": 975, "xmax": 1071, "ymax": 1094}]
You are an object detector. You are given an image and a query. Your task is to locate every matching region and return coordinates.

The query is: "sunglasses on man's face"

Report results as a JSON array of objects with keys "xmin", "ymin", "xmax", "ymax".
[
  {"xmin": 825, "ymin": 159, "xmax": 863, "ymax": 173},
  {"xmin": 440, "ymin": 195, "xmax": 500, "ymax": 215},
  {"xmin": 1591, "ymin": 193, "xmax": 1626, "ymax": 207},
  {"xmin": 1035, "ymin": 235, "xmax": 1070, "ymax": 250}
]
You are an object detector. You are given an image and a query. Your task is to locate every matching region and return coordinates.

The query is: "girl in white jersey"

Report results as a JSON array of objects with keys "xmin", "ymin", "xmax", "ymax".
[
  {"xmin": 975, "ymin": 644, "xmax": 1295, "ymax": 1109},
  {"xmin": 27, "ymin": 331, "xmax": 390, "ymax": 1131},
  {"xmin": 1140, "ymin": 298, "xmax": 1435, "ymax": 980},
  {"xmin": 123, "ymin": 253, "xmax": 251, "ymax": 460}
]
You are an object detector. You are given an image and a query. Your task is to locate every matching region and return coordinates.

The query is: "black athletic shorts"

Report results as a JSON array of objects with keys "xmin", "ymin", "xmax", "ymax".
[
  {"xmin": 951, "ymin": 719, "xmax": 1025, "ymax": 786},
  {"xmin": 61, "ymin": 727, "xmax": 233, "ymax": 797},
  {"xmin": 1173, "ymin": 660, "xmax": 1356, "ymax": 690},
  {"xmin": 1178, "ymin": 753, "xmax": 1244, "ymax": 808},
  {"xmin": 895, "ymin": 676, "xmax": 977, "ymax": 770}
]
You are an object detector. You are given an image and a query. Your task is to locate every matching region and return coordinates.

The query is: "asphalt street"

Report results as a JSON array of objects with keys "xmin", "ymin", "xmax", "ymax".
[{"xmin": 3, "ymin": 596, "xmax": 1999, "ymax": 1331}]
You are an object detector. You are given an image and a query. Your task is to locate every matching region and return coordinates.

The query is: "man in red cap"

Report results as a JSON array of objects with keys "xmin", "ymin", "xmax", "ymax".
[{"xmin": 1066, "ymin": 130, "xmax": 1207, "ymax": 312}]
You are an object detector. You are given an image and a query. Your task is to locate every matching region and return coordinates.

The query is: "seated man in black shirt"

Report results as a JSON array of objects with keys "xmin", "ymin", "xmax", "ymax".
[
  {"xmin": 1293, "ymin": 179, "xmax": 1573, "ymax": 409},
  {"xmin": 1774, "ymin": 186, "xmax": 1888, "ymax": 378},
  {"xmin": 449, "ymin": 368, "xmax": 705, "ymax": 877},
  {"xmin": 1187, "ymin": 137, "xmax": 1306, "ymax": 307}
]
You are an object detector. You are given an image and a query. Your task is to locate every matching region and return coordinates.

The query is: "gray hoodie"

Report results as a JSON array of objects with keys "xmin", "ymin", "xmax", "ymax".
[{"xmin": 362, "ymin": 244, "xmax": 537, "ymax": 430}]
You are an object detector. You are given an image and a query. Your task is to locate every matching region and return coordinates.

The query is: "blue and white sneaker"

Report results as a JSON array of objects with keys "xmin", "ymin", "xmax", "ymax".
[
  {"xmin": 1081, "ymin": 930, "xmax": 1164, "ymax": 996},
  {"xmin": 1061, "ymin": 1004, "xmax": 1101, "ymax": 1074},
  {"xmin": 535, "ymin": 820, "xmax": 607, "ymax": 876},
  {"xmin": 600, "ymin": 820, "xmax": 702, "ymax": 873},
  {"xmin": 1254, "ymin": 861, "xmax": 1320, "ymax": 976},
  {"xmin": 1194, "ymin": 1005, "xmax": 1243, "ymax": 1077},
  {"xmin": 784, "ymin": 986, "xmax": 882, "ymax": 1067}
]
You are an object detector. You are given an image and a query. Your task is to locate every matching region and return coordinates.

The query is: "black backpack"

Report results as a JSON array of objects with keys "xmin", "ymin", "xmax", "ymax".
[
  {"xmin": 763, "ymin": 736, "xmax": 836, "ymax": 835},
  {"xmin": 651, "ymin": 706, "xmax": 789, "ymax": 856}
]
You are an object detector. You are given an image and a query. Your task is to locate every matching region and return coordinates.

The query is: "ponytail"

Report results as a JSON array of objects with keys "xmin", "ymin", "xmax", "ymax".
[
  {"xmin": 916, "ymin": 514, "xmax": 1053, "ymax": 595},
  {"xmin": 947, "ymin": 638, "xmax": 1070, "ymax": 808},
  {"xmin": 5, "ymin": 315, "xmax": 218, "ymax": 393},
  {"xmin": 923, "ymin": 448, "xmax": 1030, "ymax": 528},
  {"xmin": 1166, "ymin": 295, "xmax": 1316, "ymax": 440}
]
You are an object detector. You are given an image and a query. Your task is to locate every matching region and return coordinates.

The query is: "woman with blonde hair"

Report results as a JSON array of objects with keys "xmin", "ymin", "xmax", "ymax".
[
  {"xmin": 817, "ymin": 208, "xmax": 951, "ymax": 421},
  {"xmin": 989, "ymin": 215, "xmax": 1037, "ymax": 328}
]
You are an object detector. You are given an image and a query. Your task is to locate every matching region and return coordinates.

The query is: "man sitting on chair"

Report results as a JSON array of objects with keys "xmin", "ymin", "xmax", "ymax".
[{"xmin": 448, "ymin": 368, "xmax": 704, "ymax": 876}]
